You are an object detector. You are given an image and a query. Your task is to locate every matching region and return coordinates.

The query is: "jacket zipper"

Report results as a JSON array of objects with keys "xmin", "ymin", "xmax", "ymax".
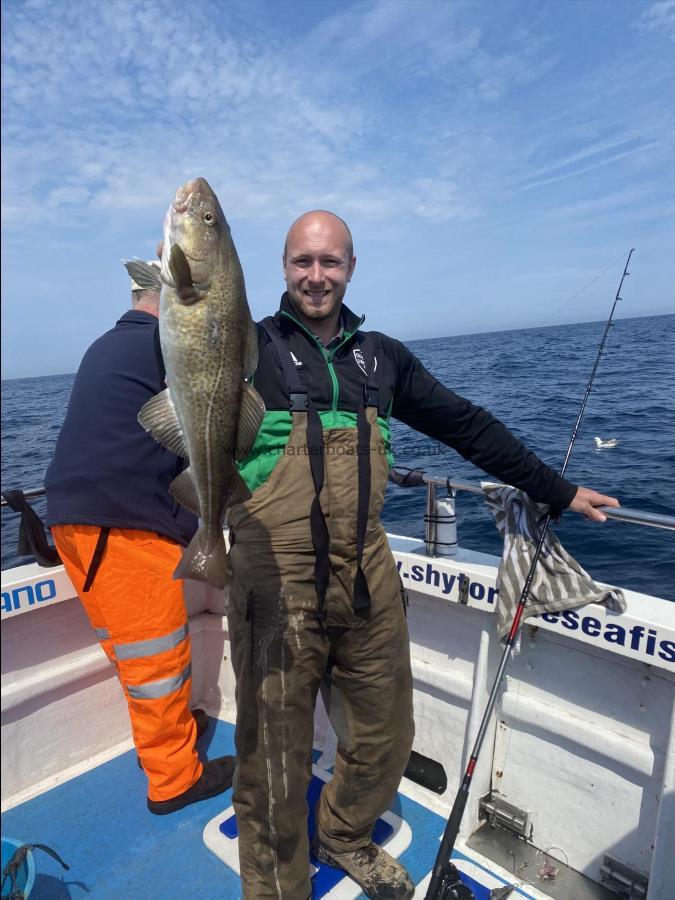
[{"xmin": 279, "ymin": 310, "xmax": 364, "ymax": 413}]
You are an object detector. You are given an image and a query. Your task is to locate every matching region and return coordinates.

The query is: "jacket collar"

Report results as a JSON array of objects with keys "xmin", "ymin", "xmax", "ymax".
[
  {"xmin": 117, "ymin": 309, "xmax": 158, "ymax": 326},
  {"xmin": 276, "ymin": 292, "xmax": 364, "ymax": 339}
]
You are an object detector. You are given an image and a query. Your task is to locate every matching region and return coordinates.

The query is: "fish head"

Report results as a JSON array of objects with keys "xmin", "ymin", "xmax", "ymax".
[{"xmin": 161, "ymin": 177, "xmax": 231, "ymax": 294}]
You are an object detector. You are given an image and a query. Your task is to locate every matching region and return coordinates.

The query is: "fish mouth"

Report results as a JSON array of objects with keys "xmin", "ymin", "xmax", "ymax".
[
  {"xmin": 172, "ymin": 177, "xmax": 212, "ymax": 214},
  {"xmin": 172, "ymin": 191, "xmax": 194, "ymax": 215}
]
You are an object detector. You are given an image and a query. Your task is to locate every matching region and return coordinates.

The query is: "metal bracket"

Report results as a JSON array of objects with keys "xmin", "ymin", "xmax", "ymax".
[
  {"xmin": 599, "ymin": 855, "xmax": 648, "ymax": 899},
  {"xmin": 479, "ymin": 793, "xmax": 531, "ymax": 839}
]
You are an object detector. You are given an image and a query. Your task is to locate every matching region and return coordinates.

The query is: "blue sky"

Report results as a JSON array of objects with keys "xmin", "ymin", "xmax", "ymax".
[{"xmin": 2, "ymin": 0, "xmax": 674, "ymax": 378}]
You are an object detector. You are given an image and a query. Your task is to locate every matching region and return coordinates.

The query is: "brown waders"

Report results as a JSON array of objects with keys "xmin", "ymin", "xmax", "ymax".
[{"xmin": 227, "ymin": 330, "xmax": 414, "ymax": 899}]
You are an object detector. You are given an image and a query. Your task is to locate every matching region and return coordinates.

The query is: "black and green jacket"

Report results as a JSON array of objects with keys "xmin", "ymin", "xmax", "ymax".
[{"xmin": 239, "ymin": 293, "xmax": 577, "ymax": 510}]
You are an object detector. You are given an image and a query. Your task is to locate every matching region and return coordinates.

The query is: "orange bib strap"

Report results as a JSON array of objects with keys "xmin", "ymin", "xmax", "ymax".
[{"xmin": 82, "ymin": 526, "xmax": 110, "ymax": 592}]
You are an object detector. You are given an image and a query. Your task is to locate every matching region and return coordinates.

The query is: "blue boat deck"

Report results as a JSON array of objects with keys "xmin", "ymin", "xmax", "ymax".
[{"xmin": 2, "ymin": 718, "xmax": 518, "ymax": 899}]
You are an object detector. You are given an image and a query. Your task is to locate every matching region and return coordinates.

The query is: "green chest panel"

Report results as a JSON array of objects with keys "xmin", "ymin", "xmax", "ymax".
[{"xmin": 238, "ymin": 410, "xmax": 393, "ymax": 494}]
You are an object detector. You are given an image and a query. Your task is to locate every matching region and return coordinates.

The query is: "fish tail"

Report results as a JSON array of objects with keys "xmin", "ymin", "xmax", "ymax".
[{"xmin": 173, "ymin": 526, "xmax": 229, "ymax": 589}]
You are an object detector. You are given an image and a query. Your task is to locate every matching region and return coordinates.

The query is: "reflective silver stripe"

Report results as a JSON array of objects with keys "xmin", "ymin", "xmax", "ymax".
[
  {"xmin": 113, "ymin": 623, "xmax": 189, "ymax": 661},
  {"xmin": 126, "ymin": 663, "xmax": 192, "ymax": 700},
  {"xmin": 94, "ymin": 627, "xmax": 110, "ymax": 641}
]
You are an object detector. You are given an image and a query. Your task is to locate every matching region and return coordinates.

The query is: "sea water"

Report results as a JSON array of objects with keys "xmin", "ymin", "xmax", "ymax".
[{"xmin": 2, "ymin": 314, "xmax": 674, "ymax": 599}]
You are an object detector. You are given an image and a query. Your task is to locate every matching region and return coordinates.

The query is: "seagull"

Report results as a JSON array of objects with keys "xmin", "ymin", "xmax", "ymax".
[{"xmin": 594, "ymin": 436, "xmax": 621, "ymax": 449}]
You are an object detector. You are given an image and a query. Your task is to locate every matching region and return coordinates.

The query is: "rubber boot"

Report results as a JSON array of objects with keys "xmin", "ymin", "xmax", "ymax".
[{"xmin": 147, "ymin": 755, "xmax": 235, "ymax": 815}]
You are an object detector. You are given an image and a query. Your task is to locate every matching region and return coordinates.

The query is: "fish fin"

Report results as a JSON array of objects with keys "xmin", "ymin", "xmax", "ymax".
[
  {"xmin": 168, "ymin": 243, "xmax": 193, "ymax": 290},
  {"xmin": 123, "ymin": 258, "xmax": 161, "ymax": 291},
  {"xmin": 169, "ymin": 467, "xmax": 200, "ymax": 516},
  {"xmin": 235, "ymin": 382, "xmax": 266, "ymax": 460},
  {"xmin": 227, "ymin": 467, "xmax": 252, "ymax": 505},
  {"xmin": 138, "ymin": 388, "xmax": 189, "ymax": 458},
  {"xmin": 173, "ymin": 526, "xmax": 229, "ymax": 589},
  {"xmin": 169, "ymin": 244, "xmax": 201, "ymax": 305},
  {"xmin": 243, "ymin": 318, "xmax": 259, "ymax": 379}
]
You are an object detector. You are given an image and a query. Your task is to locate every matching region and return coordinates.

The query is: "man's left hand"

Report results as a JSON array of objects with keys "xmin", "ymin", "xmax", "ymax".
[{"xmin": 568, "ymin": 487, "xmax": 620, "ymax": 522}]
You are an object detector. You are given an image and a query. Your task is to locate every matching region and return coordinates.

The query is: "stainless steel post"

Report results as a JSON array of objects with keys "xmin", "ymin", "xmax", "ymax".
[{"xmin": 425, "ymin": 480, "xmax": 438, "ymax": 555}]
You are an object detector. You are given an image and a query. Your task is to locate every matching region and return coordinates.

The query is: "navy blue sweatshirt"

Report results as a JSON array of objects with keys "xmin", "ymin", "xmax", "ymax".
[{"xmin": 45, "ymin": 310, "xmax": 197, "ymax": 546}]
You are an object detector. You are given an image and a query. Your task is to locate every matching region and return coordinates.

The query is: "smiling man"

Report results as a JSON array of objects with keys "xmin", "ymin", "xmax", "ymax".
[
  {"xmin": 225, "ymin": 210, "xmax": 618, "ymax": 900},
  {"xmin": 282, "ymin": 211, "xmax": 355, "ymax": 341}
]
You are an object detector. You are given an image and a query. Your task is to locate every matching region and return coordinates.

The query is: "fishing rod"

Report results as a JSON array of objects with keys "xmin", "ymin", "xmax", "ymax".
[{"xmin": 425, "ymin": 248, "xmax": 636, "ymax": 900}]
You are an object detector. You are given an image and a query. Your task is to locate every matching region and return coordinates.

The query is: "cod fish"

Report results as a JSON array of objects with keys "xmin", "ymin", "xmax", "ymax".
[{"xmin": 138, "ymin": 177, "xmax": 264, "ymax": 589}]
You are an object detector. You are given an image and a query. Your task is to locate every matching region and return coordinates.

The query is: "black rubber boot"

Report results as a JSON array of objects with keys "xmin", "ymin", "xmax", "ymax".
[
  {"xmin": 313, "ymin": 839, "xmax": 415, "ymax": 899},
  {"xmin": 137, "ymin": 708, "xmax": 209, "ymax": 770},
  {"xmin": 147, "ymin": 755, "xmax": 235, "ymax": 815},
  {"xmin": 191, "ymin": 707, "xmax": 209, "ymax": 738}
]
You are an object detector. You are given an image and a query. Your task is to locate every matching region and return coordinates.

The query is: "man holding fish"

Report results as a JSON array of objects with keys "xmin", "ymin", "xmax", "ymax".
[{"xmin": 148, "ymin": 178, "xmax": 618, "ymax": 899}]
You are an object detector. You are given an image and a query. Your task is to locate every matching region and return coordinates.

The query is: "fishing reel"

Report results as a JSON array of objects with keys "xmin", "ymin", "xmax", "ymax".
[
  {"xmin": 438, "ymin": 884, "xmax": 475, "ymax": 900},
  {"xmin": 433, "ymin": 865, "xmax": 475, "ymax": 900}
]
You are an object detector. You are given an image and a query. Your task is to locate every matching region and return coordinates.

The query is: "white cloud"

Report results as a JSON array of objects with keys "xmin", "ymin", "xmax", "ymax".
[
  {"xmin": 46, "ymin": 186, "xmax": 91, "ymax": 206},
  {"xmin": 0, "ymin": 0, "xmax": 483, "ymax": 230},
  {"xmin": 2, "ymin": 0, "xmax": 675, "ymax": 379},
  {"xmin": 519, "ymin": 141, "xmax": 661, "ymax": 192},
  {"xmin": 1, "ymin": 0, "xmax": 674, "ymax": 238},
  {"xmin": 640, "ymin": 1, "xmax": 675, "ymax": 39},
  {"xmin": 519, "ymin": 137, "xmax": 643, "ymax": 183}
]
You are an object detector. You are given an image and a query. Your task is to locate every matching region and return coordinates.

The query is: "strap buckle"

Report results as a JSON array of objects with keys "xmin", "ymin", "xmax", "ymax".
[{"xmin": 290, "ymin": 391, "xmax": 309, "ymax": 412}]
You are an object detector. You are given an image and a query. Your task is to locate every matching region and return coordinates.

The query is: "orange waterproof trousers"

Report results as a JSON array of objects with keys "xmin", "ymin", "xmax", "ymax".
[{"xmin": 52, "ymin": 524, "xmax": 202, "ymax": 802}]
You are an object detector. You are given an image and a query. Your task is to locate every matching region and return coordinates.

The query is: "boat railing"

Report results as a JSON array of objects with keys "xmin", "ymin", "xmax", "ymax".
[
  {"xmin": 2, "ymin": 477, "xmax": 674, "ymax": 557},
  {"xmin": 1, "ymin": 487, "xmax": 48, "ymax": 506},
  {"xmin": 386, "ymin": 467, "xmax": 675, "ymax": 558}
]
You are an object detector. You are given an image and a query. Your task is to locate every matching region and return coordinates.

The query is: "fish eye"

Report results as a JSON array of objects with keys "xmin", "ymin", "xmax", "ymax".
[{"xmin": 203, "ymin": 211, "xmax": 216, "ymax": 226}]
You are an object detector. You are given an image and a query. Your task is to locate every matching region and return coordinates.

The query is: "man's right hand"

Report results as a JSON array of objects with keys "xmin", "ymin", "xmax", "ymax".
[{"xmin": 568, "ymin": 486, "xmax": 620, "ymax": 522}]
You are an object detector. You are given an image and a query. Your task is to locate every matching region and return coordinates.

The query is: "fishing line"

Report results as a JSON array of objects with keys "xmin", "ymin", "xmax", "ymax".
[
  {"xmin": 539, "ymin": 250, "xmax": 627, "ymax": 326},
  {"xmin": 424, "ymin": 249, "xmax": 635, "ymax": 900}
]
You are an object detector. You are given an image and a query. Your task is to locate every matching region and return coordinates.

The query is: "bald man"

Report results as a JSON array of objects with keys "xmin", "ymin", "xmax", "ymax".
[{"xmin": 226, "ymin": 211, "xmax": 618, "ymax": 899}]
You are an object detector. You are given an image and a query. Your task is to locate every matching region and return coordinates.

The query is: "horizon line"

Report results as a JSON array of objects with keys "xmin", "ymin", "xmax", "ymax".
[{"xmin": 1, "ymin": 310, "xmax": 672, "ymax": 382}]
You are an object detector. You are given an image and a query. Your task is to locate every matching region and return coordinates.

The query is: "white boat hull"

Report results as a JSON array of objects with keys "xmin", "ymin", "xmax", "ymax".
[{"xmin": 2, "ymin": 534, "xmax": 674, "ymax": 897}]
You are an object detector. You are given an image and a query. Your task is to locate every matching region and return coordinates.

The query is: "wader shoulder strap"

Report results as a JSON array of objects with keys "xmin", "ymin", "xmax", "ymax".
[
  {"xmin": 353, "ymin": 332, "xmax": 379, "ymax": 611},
  {"xmin": 359, "ymin": 331, "xmax": 380, "ymax": 411},
  {"xmin": 82, "ymin": 526, "xmax": 111, "ymax": 592},
  {"xmin": 259, "ymin": 317, "xmax": 308, "ymax": 411},
  {"xmin": 258, "ymin": 320, "xmax": 330, "ymax": 619}
]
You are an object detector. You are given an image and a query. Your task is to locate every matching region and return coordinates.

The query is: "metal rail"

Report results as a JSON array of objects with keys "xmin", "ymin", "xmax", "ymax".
[
  {"xmin": 3, "ymin": 480, "xmax": 675, "ymax": 531},
  {"xmin": 389, "ymin": 469, "xmax": 675, "ymax": 532},
  {"xmin": 1, "ymin": 487, "xmax": 47, "ymax": 507}
]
